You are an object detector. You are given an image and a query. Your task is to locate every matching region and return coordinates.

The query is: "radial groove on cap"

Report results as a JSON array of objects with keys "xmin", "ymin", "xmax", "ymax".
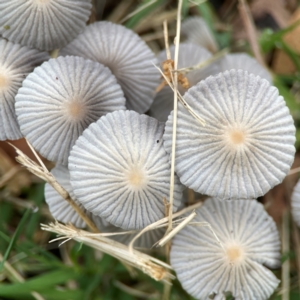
[
  {"xmin": 220, "ymin": 53, "xmax": 272, "ymax": 83},
  {"xmin": 171, "ymin": 198, "xmax": 280, "ymax": 300},
  {"xmin": 163, "ymin": 69, "xmax": 296, "ymax": 199},
  {"xmin": 0, "ymin": 38, "xmax": 49, "ymax": 141},
  {"xmin": 181, "ymin": 17, "xmax": 218, "ymax": 53},
  {"xmin": 0, "ymin": 0, "xmax": 92, "ymax": 50},
  {"xmin": 60, "ymin": 21, "xmax": 159, "ymax": 113},
  {"xmin": 15, "ymin": 56, "xmax": 126, "ymax": 165},
  {"xmin": 149, "ymin": 43, "xmax": 219, "ymax": 122},
  {"xmin": 291, "ymin": 179, "xmax": 300, "ymax": 227},
  {"xmin": 69, "ymin": 110, "xmax": 183, "ymax": 230}
]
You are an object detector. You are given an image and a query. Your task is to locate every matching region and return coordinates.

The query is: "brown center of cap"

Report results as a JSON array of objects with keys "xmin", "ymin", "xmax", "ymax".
[
  {"xmin": 226, "ymin": 245, "xmax": 244, "ymax": 263},
  {"xmin": 65, "ymin": 101, "xmax": 86, "ymax": 121},
  {"xmin": 0, "ymin": 74, "xmax": 9, "ymax": 90},
  {"xmin": 127, "ymin": 168, "xmax": 146, "ymax": 189},
  {"xmin": 229, "ymin": 130, "xmax": 245, "ymax": 145}
]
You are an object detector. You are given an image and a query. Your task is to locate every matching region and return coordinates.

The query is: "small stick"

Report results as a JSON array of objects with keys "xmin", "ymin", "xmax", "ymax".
[
  {"xmin": 288, "ymin": 166, "xmax": 300, "ymax": 176},
  {"xmin": 238, "ymin": 0, "xmax": 265, "ymax": 66},
  {"xmin": 9, "ymin": 143, "xmax": 99, "ymax": 233},
  {"xmin": 163, "ymin": 20, "xmax": 171, "ymax": 60},
  {"xmin": 282, "ymin": 209, "xmax": 290, "ymax": 300}
]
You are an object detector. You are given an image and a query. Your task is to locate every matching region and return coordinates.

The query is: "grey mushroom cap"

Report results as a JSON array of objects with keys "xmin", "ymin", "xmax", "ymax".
[
  {"xmin": 219, "ymin": 53, "xmax": 272, "ymax": 83},
  {"xmin": 0, "ymin": 0, "xmax": 92, "ymax": 51},
  {"xmin": 181, "ymin": 17, "xmax": 218, "ymax": 53},
  {"xmin": 60, "ymin": 21, "xmax": 159, "ymax": 113},
  {"xmin": 15, "ymin": 56, "xmax": 126, "ymax": 165},
  {"xmin": 291, "ymin": 179, "xmax": 300, "ymax": 227},
  {"xmin": 171, "ymin": 198, "xmax": 281, "ymax": 300},
  {"xmin": 163, "ymin": 69, "xmax": 296, "ymax": 199},
  {"xmin": 45, "ymin": 164, "xmax": 164, "ymax": 248},
  {"xmin": 0, "ymin": 38, "xmax": 49, "ymax": 141},
  {"xmin": 69, "ymin": 110, "xmax": 183, "ymax": 230},
  {"xmin": 149, "ymin": 43, "xmax": 220, "ymax": 122}
]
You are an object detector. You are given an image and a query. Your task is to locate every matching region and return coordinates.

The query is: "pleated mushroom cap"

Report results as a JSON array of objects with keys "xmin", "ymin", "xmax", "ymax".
[
  {"xmin": 171, "ymin": 198, "xmax": 280, "ymax": 300},
  {"xmin": 149, "ymin": 43, "xmax": 219, "ymax": 122},
  {"xmin": 0, "ymin": 39, "xmax": 49, "ymax": 141},
  {"xmin": 60, "ymin": 21, "xmax": 159, "ymax": 113},
  {"xmin": 45, "ymin": 164, "xmax": 164, "ymax": 247},
  {"xmin": 220, "ymin": 53, "xmax": 272, "ymax": 83},
  {"xmin": 69, "ymin": 110, "xmax": 183, "ymax": 230},
  {"xmin": 164, "ymin": 70, "xmax": 296, "ymax": 199},
  {"xmin": 15, "ymin": 56, "xmax": 126, "ymax": 165},
  {"xmin": 291, "ymin": 179, "xmax": 300, "ymax": 227},
  {"xmin": 0, "ymin": 0, "xmax": 92, "ymax": 51},
  {"xmin": 181, "ymin": 17, "xmax": 218, "ymax": 53}
]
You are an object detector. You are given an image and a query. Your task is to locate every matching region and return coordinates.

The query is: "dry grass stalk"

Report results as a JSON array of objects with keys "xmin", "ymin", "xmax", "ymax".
[
  {"xmin": 0, "ymin": 166, "xmax": 20, "ymax": 189},
  {"xmin": 10, "ymin": 142, "xmax": 99, "ymax": 233},
  {"xmin": 41, "ymin": 222, "xmax": 174, "ymax": 283},
  {"xmin": 238, "ymin": 0, "xmax": 265, "ymax": 66},
  {"xmin": 282, "ymin": 209, "xmax": 290, "ymax": 300},
  {"xmin": 176, "ymin": 47, "xmax": 229, "ymax": 74}
]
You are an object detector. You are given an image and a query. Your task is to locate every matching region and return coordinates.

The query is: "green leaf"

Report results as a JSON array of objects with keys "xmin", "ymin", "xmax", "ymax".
[
  {"xmin": 0, "ymin": 269, "xmax": 79, "ymax": 297},
  {"xmin": 0, "ymin": 208, "xmax": 31, "ymax": 271}
]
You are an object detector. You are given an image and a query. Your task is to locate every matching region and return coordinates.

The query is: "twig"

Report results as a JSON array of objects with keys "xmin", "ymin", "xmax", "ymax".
[
  {"xmin": 167, "ymin": 0, "xmax": 183, "ymax": 234},
  {"xmin": 9, "ymin": 143, "xmax": 99, "ymax": 233},
  {"xmin": 292, "ymin": 221, "xmax": 300, "ymax": 293},
  {"xmin": 282, "ymin": 209, "xmax": 290, "ymax": 300},
  {"xmin": 41, "ymin": 222, "xmax": 174, "ymax": 283},
  {"xmin": 238, "ymin": 0, "xmax": 265, "ymax": 66},
  {"xmin": 0, "ymin": 253, "xmax": 45, "ymax": 300},
  {"xmin": 288, "ymin": 166, "xmax": 300, "ymax": 176}
]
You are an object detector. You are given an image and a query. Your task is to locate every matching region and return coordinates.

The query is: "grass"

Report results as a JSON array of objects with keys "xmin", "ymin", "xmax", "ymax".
[{"xmin": 1, "ymin": 0, "xmax": 300, "ymax": 299}]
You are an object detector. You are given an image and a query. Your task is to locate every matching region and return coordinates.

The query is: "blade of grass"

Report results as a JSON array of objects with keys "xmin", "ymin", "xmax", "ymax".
[{"xmin": 0, "ymin": 208, "xmax": 31, "ymax": 271}]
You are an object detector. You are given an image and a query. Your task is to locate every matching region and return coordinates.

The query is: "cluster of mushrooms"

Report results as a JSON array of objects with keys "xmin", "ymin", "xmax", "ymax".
[{"xmin": 0, "ymin": 1, "xmax": 300, "ymax": 299}]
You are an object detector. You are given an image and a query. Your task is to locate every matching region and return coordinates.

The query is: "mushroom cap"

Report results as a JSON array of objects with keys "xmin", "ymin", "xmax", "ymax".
[
  {"xmin": 0, "ymin": 0, "xmax": 92, "ymax": 51},
  {"xmin": 45, "ymin": 164, "xmax": 89, "ymax": 228},
  {"xmin": 149, "ymin": 43, "xmax": 219, "ymax": 122},
  {"xmin": 220, "ymin": 53, "xmax": 272, "ymax": 83},
  {"xmin": 60, "ymin": 21, "xmax": 159, "ymax": 113},
  {"xmin": 291, "ymin": 179, "xmax": 300, "ymax": 227},
  {"xmin": 0, "ymin": 38, "xmax": 49, "ymax": 141},
  {"xmin": 171, "ymin": 198, "xmax": 280, "ymax": 300},
  {"xmin": 69, "ymin": 110, "xmax": 183, "ymax": 230},
  {"xmin": 15, "ymin": 56, "xmax": 126, "ymax": 165},
  {"xmin": 181, "ymin": 17, "xmax": 218, "ymax": 53},
  {"xmin": 163, "ymin": 69, "xmax": 296, "ymax": 199},
  {"xmin": 45, "ymin": 164, "xmax": 164, "ymax": 247}
]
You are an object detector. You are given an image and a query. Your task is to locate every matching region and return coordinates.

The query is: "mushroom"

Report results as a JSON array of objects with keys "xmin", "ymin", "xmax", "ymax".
[
  {"xmin": 181, "ymin": 17, "xmax": 218, "ymax": 53},
  {"xmin": 45, "ymin": 164, "xmax": 165, "ymax": 248},
  {"xmin": 291, "ymin": 179, "xmax": 300, "ymax": 227},
  {"xmin": 163, "ymin": 69, "xmax": 296, "ymax": 199},
  {"xmin": 170, "ymin": 197, "xmax": 281, "ymax": 300},
  {"xmin": 0, "ymin": 38, "xmax": 49, "ymax": 141},
  {"xmin": 149, "ymin": 43, "xmax": 219, "ymax": 122},
  {"xmin": 15, "ymin": 56, "xmax": 126, "ymax": 165},
  {"xmin": 0, "ymin": 0, "xmax": 92, "ymax": 51},
  {"xmin": 219, "ymin": 53, "xmax": 272, "ymax": 83},
  {"xmin": 60, "ymin": 21, "xmax": 159, "ymax": 113},
  {"xmin": 69, "ymin": 110, "xmax": 183, "ymax": 230}
]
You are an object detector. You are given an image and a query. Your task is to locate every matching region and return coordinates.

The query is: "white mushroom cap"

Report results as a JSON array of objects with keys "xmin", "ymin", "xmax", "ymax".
[
  {"xmin": 69, "ymin": 110, "xmax": 183, "ymax": 230},
  {"xmin": 219, "ymin": 53, "xmax": 272, "ymax": 83},
  {"xmin": 181, "ymin": 17, "xmax": 218, "ymax": 53},
  {"xmin": 60, "ymin": 21, "xmax": 159, "ymax": 113},
  {"xmin": 149, "ymin": 43, "xmax": 220, "ymax": 122},
  {"xmin": 291, "ymin": 179, "xmax": 300, "ymax": 227},
  {"xmin": 45, "ymin": 164, "xmax": 164, "ymax": 248},
  {"xmin": 15, "ymin": 56, "xmax": 126, "ymax": 165},
  {"xmin": 0, "ymin": 0, "xmax": 92, "ymax": 51},
  {"xmin": 171, "ymin": 198, "xmax": 280, "ymax": 300},
  {"xmin": 163, "ymin": 69, "xmax": 296, "ymax": 199},
  {"xmin": 0, "ymin": 38, "xmax": 49, "ymax": 141}
]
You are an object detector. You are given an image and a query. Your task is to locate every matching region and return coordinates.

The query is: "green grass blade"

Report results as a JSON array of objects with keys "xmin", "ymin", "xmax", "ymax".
[{"xmin": 0, "ymin": 208, "xmax": 31, "ymax": 271}]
